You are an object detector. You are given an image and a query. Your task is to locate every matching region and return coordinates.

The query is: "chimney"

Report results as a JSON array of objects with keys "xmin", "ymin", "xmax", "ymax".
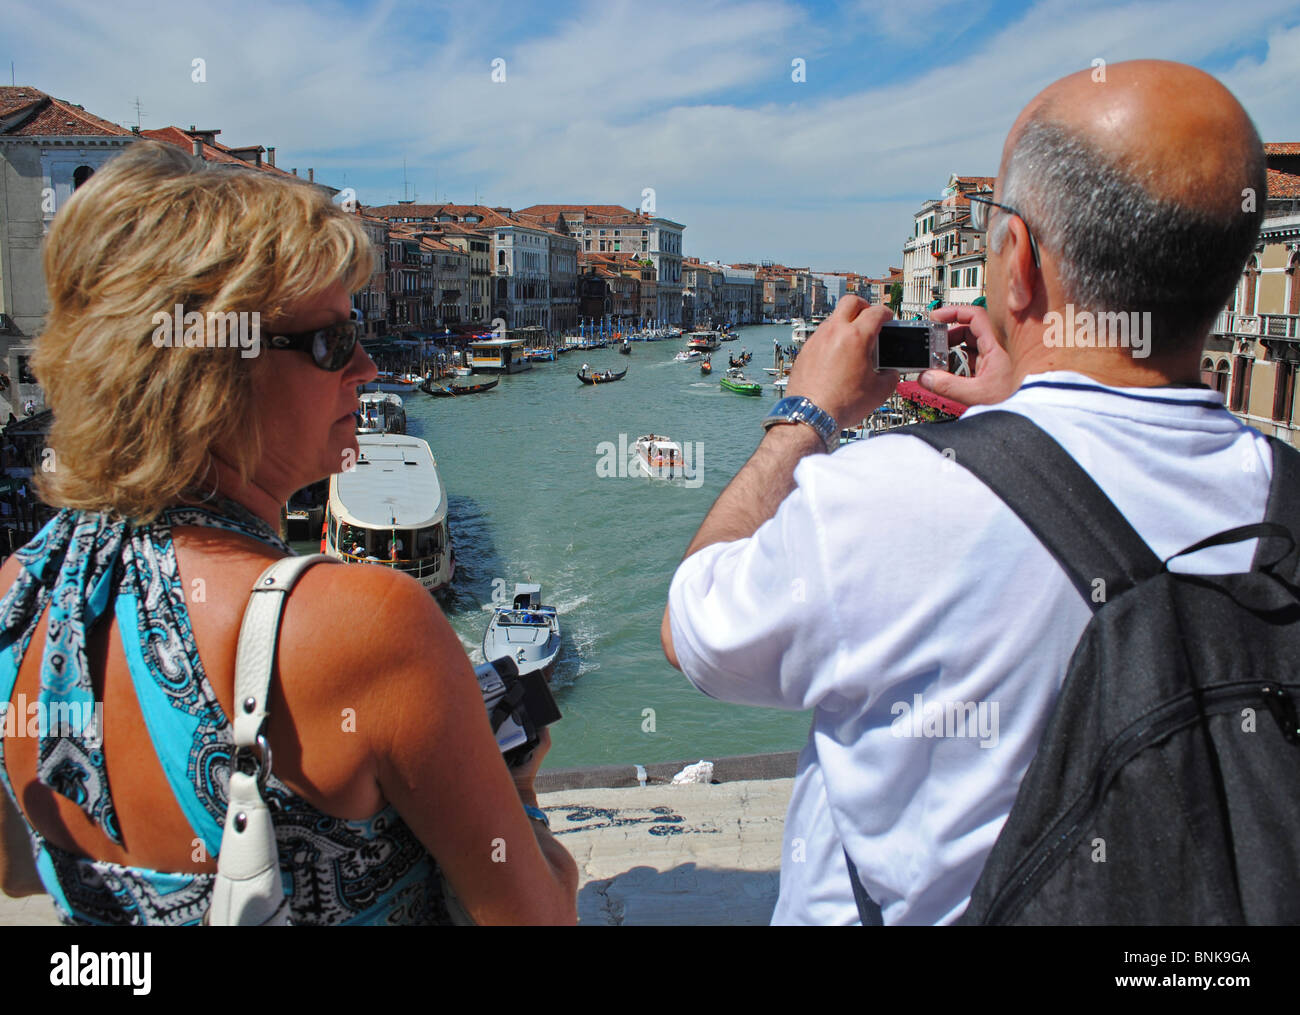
[
  {"xmin": 266, "ymin": 147, "xmax": 276, "ymax": 167},
  {"xmin": 308, "ymin": 168, "xmax": 314, "ymax": 183},
  {"xmin": 192, "ymin": 137, "xmax": 202, "ymax": 158}
]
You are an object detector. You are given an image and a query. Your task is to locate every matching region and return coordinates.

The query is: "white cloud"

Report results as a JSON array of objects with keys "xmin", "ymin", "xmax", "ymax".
[{"xmin": 5, "ymin": 0, "xmax": 1298, "ymax": 272}]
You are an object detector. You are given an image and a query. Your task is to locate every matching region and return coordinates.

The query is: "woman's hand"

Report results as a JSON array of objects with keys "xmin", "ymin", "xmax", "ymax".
[{"xmin": 510, "ymin": 728, "xmax": 551, "ymax": 808}]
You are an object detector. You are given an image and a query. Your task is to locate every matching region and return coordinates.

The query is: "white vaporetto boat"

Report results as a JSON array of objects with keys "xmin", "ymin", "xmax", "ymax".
[
  {"xmin": 323, "ymin": 434, "xmax": 454, "ymax": 592},
  {"xmin": 635, "ymin": 434, "xmax": 685, "ymax": 479},
  {"xmin": 483, "ymin": 583, "xmax": 561, "ymax": 679},
  {"xmin": 791, "ymin": 319, "xmax": 816, "ymax": 346}
]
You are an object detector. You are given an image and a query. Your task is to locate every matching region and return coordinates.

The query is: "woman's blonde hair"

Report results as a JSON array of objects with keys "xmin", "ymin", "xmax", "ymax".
[{"xmin": 33, "ymin": 140, "xmax": 373, "ymax": 524}]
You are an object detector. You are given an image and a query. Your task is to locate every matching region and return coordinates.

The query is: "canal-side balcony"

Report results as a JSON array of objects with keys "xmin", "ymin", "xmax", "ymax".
[{"xmin": 1213, "ymin": 311, "xmax": 1300, "ymax": 340}]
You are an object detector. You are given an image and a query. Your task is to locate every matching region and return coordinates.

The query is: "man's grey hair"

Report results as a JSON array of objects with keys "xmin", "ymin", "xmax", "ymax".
[{"xmin": 990, "ymin": 117, "xmax": 1266, "ymax": 351}]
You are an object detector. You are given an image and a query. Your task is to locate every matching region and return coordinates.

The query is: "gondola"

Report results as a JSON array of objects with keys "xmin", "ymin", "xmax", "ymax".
[
  {"xmin": 577, "ymin": 367, "xmax": 628, "ymax": 385},
  {"xmin": 728, "ymin": 349, "xmax": 752, "ymax": 368},
  {"xmin": 620, "ymin": 340, "xmax": 631, "ymax": 355},
  {"xmin": 700, "ymin": 356, "xmax": 712, "ymax": 375},
  {"xmin": 421, "ymin": 377, "xmax": 500, "ymax": 396}
]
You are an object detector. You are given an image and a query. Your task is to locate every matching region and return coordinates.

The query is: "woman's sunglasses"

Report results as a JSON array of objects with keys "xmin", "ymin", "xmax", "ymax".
[{"xmin": 266, "ymin": 319, "xmax": 360, "ymax": 371}]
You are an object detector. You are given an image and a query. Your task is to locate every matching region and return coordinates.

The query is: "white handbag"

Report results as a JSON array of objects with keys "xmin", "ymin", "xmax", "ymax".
[{"xmin": 206, "ymin": 553, "xmax": 335, "ymax": 926}]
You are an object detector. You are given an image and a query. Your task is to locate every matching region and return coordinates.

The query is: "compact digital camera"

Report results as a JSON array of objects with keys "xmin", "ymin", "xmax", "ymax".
[
  {"xmin": 473, "ymin": 656, "xmax": 562, "ymax": 768},
  {"xmin": 875, "ymin": 320, "xmax": 949, "ymax": 373}
]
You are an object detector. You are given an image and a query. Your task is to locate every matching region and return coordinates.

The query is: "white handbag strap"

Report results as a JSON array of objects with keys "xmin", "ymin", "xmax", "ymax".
[
  {"xmin": 232, "ymin": 553, "xmax": 335, "ymax": 752},
  {"xmin": 209, "ymin": 552, "xmax": 335, "ymax": 925}
]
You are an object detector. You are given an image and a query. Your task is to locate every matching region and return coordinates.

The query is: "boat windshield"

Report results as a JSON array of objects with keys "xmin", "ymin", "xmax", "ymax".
[
  {"xmin": 498, "ymin": 610, "xmax": 551, "ymax": 626},
  {"xmin": 335, "ymin": 522, "xmax": 444, "ymax": 560}
]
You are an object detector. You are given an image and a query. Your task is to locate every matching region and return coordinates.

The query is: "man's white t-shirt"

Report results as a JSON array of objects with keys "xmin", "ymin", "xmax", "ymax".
[{"xmin": 667, "ymin": 371, "xmax": 1276, "ymax": 925}]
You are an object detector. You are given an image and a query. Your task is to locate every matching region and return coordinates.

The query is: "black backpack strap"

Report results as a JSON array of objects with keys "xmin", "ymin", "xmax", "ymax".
[
  {"xmin": 1253, "ymin": 436, "xmax": 1300, "ymax": 583},
  {"xmin": 843, "ymin": 848, "xmax": 883, "ymax": 926},
  {"xmin": 891, "ymin": 411, "xmax": 1162, "ymax": 610}
]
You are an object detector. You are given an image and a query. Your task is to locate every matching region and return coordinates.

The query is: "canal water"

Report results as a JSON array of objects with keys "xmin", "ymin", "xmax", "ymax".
[{"xmin": 298, "ymin": 324, "xmax": 813, "ymax": 770}]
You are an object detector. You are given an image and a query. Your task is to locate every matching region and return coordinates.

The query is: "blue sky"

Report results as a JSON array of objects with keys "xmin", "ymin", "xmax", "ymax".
[{"xmin": 7, "ymin": 0, "xmax": 1300, "ymax": 273}]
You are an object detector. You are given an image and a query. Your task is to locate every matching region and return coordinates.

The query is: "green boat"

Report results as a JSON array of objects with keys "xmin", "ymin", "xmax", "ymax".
[{"xmin": 720, "ymin": 368, "xmax": 762, "ymax": 396}]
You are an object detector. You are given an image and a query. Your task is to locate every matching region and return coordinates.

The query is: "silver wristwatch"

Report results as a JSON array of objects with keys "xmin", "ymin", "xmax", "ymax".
[{"xmin": 762, "ymin": 396, "xmax": 839, "ymax": 453}]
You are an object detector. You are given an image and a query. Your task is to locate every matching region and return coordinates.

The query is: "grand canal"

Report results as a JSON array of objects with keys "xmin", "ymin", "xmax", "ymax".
[{"xmin": 298, "ymin": 324, "xmax": 814, "ymax": 770}]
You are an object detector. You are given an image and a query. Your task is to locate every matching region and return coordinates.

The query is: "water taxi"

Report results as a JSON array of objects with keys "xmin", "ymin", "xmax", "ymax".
[
  {"xmin": 634, "ymin": 434, "xmax": 685, "ymax": 479},
  {"xmin": 356, "ymin": 392, "xmax": 406, "ymax": 434},
  {"xmin": 791, "ymin": 319, "xmax": 816, "ymax": 346},
  {"xmin": 673, "ymin": 349, "xmax": 702, "ymax": 362},
  {"xmin": 721, "ymin": 368, "xmax": 763, "ymax": 396},
  {"xmin": 323, "ymin": 434, "xmax": 454, "ymax": 592},
  {"xmin": 483, "ymin": 583, "xmax": 561, "ymax": 679}
]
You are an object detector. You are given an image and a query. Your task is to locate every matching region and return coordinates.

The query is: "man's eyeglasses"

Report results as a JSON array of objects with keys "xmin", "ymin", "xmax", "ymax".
[
  {"xmin": 968, "ymin": 195, "xmax": 1041, "ymax": 268},
  {"xmin": 266, "ymin": 319, "xmax": 360, "ymax": 371}
]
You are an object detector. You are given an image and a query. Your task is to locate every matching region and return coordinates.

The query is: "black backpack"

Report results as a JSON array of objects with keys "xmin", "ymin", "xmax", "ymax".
[{"xmin": 844, "ymin": 409, "xmax": 1300, "ymax": 925}]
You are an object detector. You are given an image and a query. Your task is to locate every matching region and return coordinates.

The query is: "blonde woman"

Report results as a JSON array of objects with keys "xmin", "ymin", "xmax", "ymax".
[{"xmin": 0, "ymin": 141, "xmax": 577, "ymax": 925}]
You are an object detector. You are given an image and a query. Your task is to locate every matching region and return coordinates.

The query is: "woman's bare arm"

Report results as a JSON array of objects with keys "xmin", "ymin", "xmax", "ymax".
[{"xmin": 346, "ymin": 572, "xmax": 578, "ymax": 924}]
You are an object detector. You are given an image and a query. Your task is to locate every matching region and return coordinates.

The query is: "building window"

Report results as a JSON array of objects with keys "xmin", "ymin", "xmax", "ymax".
[
  {"xmin": 73, "ymin": 165, "xmax": 95, "ymax": 189},
  {"xmin": 1230, "ymin": 355, "xmax": 1253, "ymax": 412},
  {"xmin": 1272, "ymin": 361, "xmax": 1295, "ymax": 423}
]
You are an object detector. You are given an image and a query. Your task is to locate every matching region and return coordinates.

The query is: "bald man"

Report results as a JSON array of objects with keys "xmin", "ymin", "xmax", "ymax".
[{"xmin": 661, "ymin": 61, "xmax": 1280, "ymax": 925}]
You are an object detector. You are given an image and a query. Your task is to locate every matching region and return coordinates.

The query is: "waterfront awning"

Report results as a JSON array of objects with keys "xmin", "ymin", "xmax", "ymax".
[{"xmin": 896, "ymin": 380, "xmax": 966, "ymax": 418}]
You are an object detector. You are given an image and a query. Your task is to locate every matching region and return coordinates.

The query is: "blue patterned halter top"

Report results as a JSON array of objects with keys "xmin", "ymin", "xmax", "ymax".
[{"xmin": 0, "ymin": 497, "xmax": 450, "ymax": 925}]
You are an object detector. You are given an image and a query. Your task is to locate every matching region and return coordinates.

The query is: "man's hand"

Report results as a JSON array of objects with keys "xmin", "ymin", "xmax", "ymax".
[
  {"xmin": 920, "ymin": 304, "xmax": 1018, "ymax": 407},
  {"xmin": 786, "ymin": 297, "xmax": 899, "ymax": 427}
]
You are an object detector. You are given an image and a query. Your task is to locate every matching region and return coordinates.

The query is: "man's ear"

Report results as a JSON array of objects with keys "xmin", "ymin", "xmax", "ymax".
[{"xmin": 1003, "ymin": 217, "xmax": 1038, "ymax": 314}]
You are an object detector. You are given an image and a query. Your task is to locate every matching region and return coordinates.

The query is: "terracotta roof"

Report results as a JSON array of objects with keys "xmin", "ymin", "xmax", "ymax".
[
  {"xmin": 0, "ymin": 86, "xmax": 45, "ymax": 120},
  {"xmin": 1264, "ymin": 143, "xmax": 1300, "ymax": 155},
  {"xmin": 1267, "ymin": 168, "xmax": 1300, "ymax": 199},
  {"xmin": 364, "ymin": 203, "xmax": 515, "ymax": 228},
  {"xmin": 953, "ymin": 175, "xmax": 995, "ymax": 188},
  {"xmin": 0, "ymin": 87, "xmax": 130, "ymax": 137},
  {"xmin": 418, "ymin": 236, "xmax": 463, "ymax": 254},
  {"xmin": 517, "ymin": 204, "xmax": 637, "ymax": 219},
  {"xmin": 139, "ymin": 126, "xmax": 299, "ymax": 177}
]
